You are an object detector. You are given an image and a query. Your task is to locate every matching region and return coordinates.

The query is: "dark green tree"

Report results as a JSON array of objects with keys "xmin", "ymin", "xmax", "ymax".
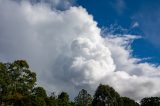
[
  {"xmin": 0, "ymin": 60, "xmax": 36, "ymax": 106},
  {"xmin": 58, "ymin": 92, "xmax": 70, "ymax": 106},
  {"xmin": 69, "ymin": 101, "xmax": 76, "ymax": 106},
  {"xmin": 140, "ymin": 97, "xmax": 160, "ymax": 106},
  {"xmin": 74, "ymin": 89, "xmax": 92, "ymax": 106},
  {"xmin": 0, "ymin": 62, "xmax": 10, "ymax": 105},
  {"xmin": 30, "ymin": 95, "xmax": 47, "ymax": 106},
  {"xmin": 45, "ymin": 97, "xmax": 58, "ymax": 106},
  {"xmin": 30, "ymin": 87, "xmax": 47, "ymax": 106},
  {"xmin": 121, "ymin": 97, "xmax": 139, "ymax": 106},
  {"xmin": 32, "ymin": 87, "xmax": 47, "ymax": 97},
  {"xmin": 46, "ymin": 92, "xmax": 58, "ymax": 106},
  {"xmin": 92, "ymin": 84, "xmax": 123, "ymax": 106}
]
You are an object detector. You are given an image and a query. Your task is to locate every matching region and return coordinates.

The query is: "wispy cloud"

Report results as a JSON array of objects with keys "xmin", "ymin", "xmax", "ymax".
[
  {"xmin": 110, "ymin": 0, "xmax": 126, "ymax": 14},
  {"xmin": 132, "ymin": 22, "xmax": 139, "ymax": 28}
]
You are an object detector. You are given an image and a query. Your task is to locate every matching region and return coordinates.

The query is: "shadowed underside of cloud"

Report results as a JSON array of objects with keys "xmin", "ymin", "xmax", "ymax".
[{"xmin": 0, "ymin": 0, "xmax": 160, "ymax": 101}]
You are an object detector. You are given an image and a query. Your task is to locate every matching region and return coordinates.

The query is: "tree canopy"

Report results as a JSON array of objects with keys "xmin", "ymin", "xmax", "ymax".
[
  {"xmin": 92, "ymin": 84, "xmax": 124, "ymax": 106},
  {"xmin": 0, "ymin": 60, "xmax": 159, "ymax": 106},
  {"xmin": 74, "ymin": 89, "xmax": 92, "ymax": 106},
  {"xmin": 121, "ymin": 97, "xmax": 139, "ymax": 106},
  {"xmin": 0, "ymin": 60, "xmax": 36, "ymax": 106},
  {"xmin": 140, "ymin": 97, "xmax": 160, "ymax": 106}
]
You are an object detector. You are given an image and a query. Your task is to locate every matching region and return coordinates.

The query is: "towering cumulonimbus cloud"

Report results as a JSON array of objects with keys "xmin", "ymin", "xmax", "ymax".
[{"xmin": 0, "ymin": 0, "xmax": 160, "ymax": 100}]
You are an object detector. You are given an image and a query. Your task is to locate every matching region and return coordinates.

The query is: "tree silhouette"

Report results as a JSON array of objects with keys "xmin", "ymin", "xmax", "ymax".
[
  {"xmin": 140, "ymin": 97, "xmax": 160, "ymax": 106},
  {"xmin": 92, "ymin": 84, "xmax": 123, "ymax": 106},
  {"xmin": 75, "ymin": 89, "xmax": 92, "ymax": 106}
]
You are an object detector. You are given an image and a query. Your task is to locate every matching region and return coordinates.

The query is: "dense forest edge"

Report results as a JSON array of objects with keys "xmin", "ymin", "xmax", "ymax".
[{"xmin": 0, "ymin": 60, "xmax": 160, "ymax": 106}]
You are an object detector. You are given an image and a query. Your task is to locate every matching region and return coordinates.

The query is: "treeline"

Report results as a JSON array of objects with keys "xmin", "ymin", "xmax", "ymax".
[{"xmin": 0, "ymin": 60, "xmax": 160, "ymax": 106}]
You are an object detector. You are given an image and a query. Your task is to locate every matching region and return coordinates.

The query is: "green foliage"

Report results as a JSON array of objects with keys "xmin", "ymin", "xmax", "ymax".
[
  {"xmin": 45, "ymin": 92, "xmax": 59, "ymax": 106},
  {"xmin": 45, "ymin": 97, "xmax": 58, "ymax": 106},
  {"xmin": 69, "ymin": 101, "xmax": 76, "ymax": 106},
  {"xmin": 121, "ymin": 97, "xmax": 139, "ymax": 106},
  {"xmin": 0, "ymin": 60, "xmax": 36, "ymax": 106},
  {"xmin": 140, "ymin": 97, "xmax": 160, "ymax": 106},
  {"xmin": 0, "ymin": 60, "xmax": 159, "ymax": 106},
  {"xmin": 58, "ymin": 92, "xmax": 70, "ymax": 106},
  {"xmin": 30, "ymin": 87, "xmax": 48, "ymax": 106},
  {"xmin": 32, "ymin": 87, "xmax": 47, "ymax": 97},
  {"xmin": 31, "ymin": 95, "xmax": 47, "ymax": 106},
  {"xmin": 0, "ymin": 62, "xmax": 9, "ymax": 105},
  {"xmin": 92, "ymin": 84, "xmax": 123, "ymax": 106},
  {"xmin": 74, "ymin": 89, "xmax": 92, "ymax": 106}
]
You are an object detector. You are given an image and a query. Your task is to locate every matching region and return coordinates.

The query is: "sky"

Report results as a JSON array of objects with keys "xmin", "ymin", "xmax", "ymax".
[
  {"xmin": 0, "ymin": 0, "xmax": 160, "ymax": 101},
  {"xmin": 77, "ymin": 0, "xmax": 160, "ymax": 64}
]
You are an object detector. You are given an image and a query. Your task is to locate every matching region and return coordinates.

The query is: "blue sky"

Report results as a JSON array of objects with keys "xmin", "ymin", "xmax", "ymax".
[{"xmin": 77, "ymin": 0, "xmax": 160, "ymax": 64}]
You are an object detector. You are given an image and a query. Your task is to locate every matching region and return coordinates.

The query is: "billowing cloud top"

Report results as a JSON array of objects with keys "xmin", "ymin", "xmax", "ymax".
[{"xmin": 0, "ymin": 0, "xmax": 160, "ymax": 100}]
